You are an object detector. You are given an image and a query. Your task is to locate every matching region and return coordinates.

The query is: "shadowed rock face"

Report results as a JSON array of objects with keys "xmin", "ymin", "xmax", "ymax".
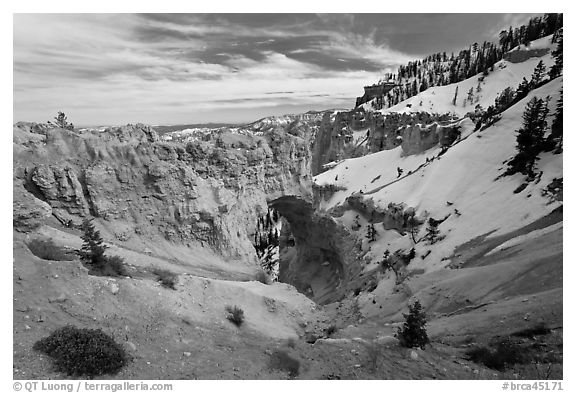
[
  {"xmin": 355, "ymin": 83, "xmax": 397, "ymax": 107},
  {"xmin": 504, "ymin": 47, "xmax": 550, "ymax": 63},
  {"xmin": 269, "ymin": 196, "xmax": 363, "ymax": 305}
]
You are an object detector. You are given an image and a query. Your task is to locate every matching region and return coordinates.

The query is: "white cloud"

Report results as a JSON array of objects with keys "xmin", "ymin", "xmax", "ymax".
[{"xmin": 13, "ymin": 13, "xmax": 413, "ymax": 125}]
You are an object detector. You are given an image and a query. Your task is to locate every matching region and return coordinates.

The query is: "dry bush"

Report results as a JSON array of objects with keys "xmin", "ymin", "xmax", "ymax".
[
  {"xmin": 152, "ymin": 268, "xmax": 178, "ymax": 290},
  {"xmin": 255, "ymin": 270, "xmax": 269, "ymax": 284},
  {"xmin": 27, "ymin": 238, "xmax": 75, "ymax": 261},
  {"xmin": 269, "ymin": 349, "xmax": 300, "ymax": 378},
  {"xmin": 225, "ymin": 305, "xmax": 245, "ymax": 326},
  {"xmin": 33, "ymin": 325, "xmax": 128, "ymax": 377}
]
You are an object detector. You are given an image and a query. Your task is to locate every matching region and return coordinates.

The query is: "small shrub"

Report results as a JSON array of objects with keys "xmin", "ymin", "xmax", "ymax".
[
  {"xmin": 286, "ymin": 337, "xmax": 297, "ymax": 349},
  {"xmin": 27, "ymin": 238, "xmax": 75, "ymax": 261},
  {"xmin": 325, "ymin": 324, "xmax": 337, "ymax": 337},
  {"xmin": 255, "ymin": 270, "xmax": 269, "ymax": 285},
  {"xmin": 366, "ymin": 223, "xmax": 378, "ymax": 242},
  {"xmin": 425, "ymin": 218, "xmax": 441, "ymax": 244},
  {"xmin": 396, "ymin": 300, "xmax": 429, "ymax": 349},
  {"xmin": 152, "ymin": 268, "xmax": 178, "ymax": 290},
  {"xmin": 90, "ymin": 255, "xmax": 127, "ymax": 277},
  {"xmin": 269, "ymin": 349, "xmax": 300, "ymax": 378},
  {"xmin": 105, "ymin": 255, "xmax": 128, "ymax": 276},
  {"xmin": 225, "ymin": 305, "xmax": 245, "ymax": 326},
  {"xmin": 312, "ymin": 183, "xmax": 348, "ymax": 193},
  {"xmin": 512, "ymin": 323, "xmax": 551, "ymax": 338},
  {"xmin": 363, "ymin": 340, "xmax": 385, "ymax": 371},
  {"xmin": 33, "ymin": 325, "xmax": 128, "ymax": 377},
  {"xmin": 465, "ymin": 339, "xmax": 526, "ymax": 371}
]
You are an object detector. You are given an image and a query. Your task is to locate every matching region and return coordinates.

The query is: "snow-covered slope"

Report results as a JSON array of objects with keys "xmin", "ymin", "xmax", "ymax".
[
  {"xmin": 364, "ymin": 35, "xmax": 556, "ymax": 117},
  {"xmin": 314, "ymin": 117, "xmax": 476, "ymax": 210},
  {"xmin": 314, "ymin": 76, "xmax": 562, "ymax": 273}
]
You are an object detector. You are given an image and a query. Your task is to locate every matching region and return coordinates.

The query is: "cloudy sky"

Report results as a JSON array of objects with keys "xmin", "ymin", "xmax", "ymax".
[{"xmin": 13, "ymin": 13, "xmax": 537, "ymax": 126}]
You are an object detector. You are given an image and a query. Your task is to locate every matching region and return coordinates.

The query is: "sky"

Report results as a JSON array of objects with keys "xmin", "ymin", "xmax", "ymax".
[{"xmin": 13, "ymin": 13, "xmax": 538, "ymax": 126}]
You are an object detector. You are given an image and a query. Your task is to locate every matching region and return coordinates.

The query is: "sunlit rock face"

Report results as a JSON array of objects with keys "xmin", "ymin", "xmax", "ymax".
[
  {"xmin": 14, "ymin": 117, "xmax": 366, "ymax": 302},
  {"xmin": 311, "ymin": 110, "xmax": 460, "ymax": 177},
  {"xmin": 13, "ymin": 122, "xmax": 315, "ymax": 265}
]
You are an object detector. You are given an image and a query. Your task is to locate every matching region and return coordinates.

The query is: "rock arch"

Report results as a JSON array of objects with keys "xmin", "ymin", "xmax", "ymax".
[{"xmin": 269, "ymin": 195, "xmax": 363, "ymax": 304}]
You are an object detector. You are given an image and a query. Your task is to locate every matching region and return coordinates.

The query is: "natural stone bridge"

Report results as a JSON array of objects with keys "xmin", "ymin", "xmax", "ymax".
[{"xmin": 269, "ymin": 195, "xmax": 363, "ymax": 304}]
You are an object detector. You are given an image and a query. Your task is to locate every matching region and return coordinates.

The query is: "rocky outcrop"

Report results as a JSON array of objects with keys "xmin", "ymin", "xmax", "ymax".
[
  {"xmin": 400, "ymin": 122, "xmax": 461, "ymax": 155},
  {"xmin": 355, "ymin": 82, "xmax": 396, "ymax": 107},
  {"xmin": 13, "ymin": 178, "xmax": 52, "ymax": 232},
  {"xmin": 13, "ymin": 121, "xmax": 50, "ymax": 135},
  {"xmin": 270, "ymin": 196, "xmax": 363, "ymax": 304},
  {"xmin": 504, "ymin": 47, "xmax": 550, "ymax": 63},
  {"xmin": 13, "ymin": 123, "xmax": 314, "ymax": 264},
  {"xmin": 311, "ymin": 110, "xmax": 460, "ymax": 175},
  {"xmin": 311, "ymin": 110, "xmax": 372, "ymax": 176},
  {"xmin": 29, "ymin": 164, "xmax": 90, "ymax": 223},
  {"xmin": 311, "ymin": 112, "xmax": 355, "ymax": 175},
  {"xmin": 335, "ymin": 195, "xmax": 420, "ymax": 233},
  {"xmin": 367, "ymin": 112, "xmax": 458, "ymax": 155},
  {"xmin": 12, "ymin": 113, "xmax": 439, "ymax": 304}
]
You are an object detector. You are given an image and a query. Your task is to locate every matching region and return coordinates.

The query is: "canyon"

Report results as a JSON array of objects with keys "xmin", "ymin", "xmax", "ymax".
[{"xmin": 13, "ymin": 31, "xmax": 563, "ymax": 380}]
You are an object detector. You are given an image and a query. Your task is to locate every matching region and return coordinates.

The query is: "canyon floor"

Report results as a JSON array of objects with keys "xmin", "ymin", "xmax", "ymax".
[{"xmin": 13, "ymin": 215, "xmax": 562, "ymax": 380}]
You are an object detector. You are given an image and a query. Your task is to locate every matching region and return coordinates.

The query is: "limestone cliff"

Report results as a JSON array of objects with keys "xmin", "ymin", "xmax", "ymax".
[
  {"xmin": 13, "ymin": 122, "xmax": 314, "ymax": 265},
  {"xmin": 311, "ymin": 109, "xmax": 460, "ymax": 175},
  {"xmin": 355, "ymin": 82, "xmax": 396, "ymax": 107}
]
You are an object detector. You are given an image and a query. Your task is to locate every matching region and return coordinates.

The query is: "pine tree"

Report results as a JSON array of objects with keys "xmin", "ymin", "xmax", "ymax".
[
  {"xmin": 426, "ymin": 218, "xmax": 440, "ymax": 243},
  {"xmin": 522, "ymin": 28, "xmax": 531, "ymax": 47},
  {"xmin": 530, "ymin": 60, "xmax": 547, "ymax": 86},
  {"xmin": 80, "ymin": 219, "xmax": 107, "ymax": 265},
  {"xmin": 396, "ymin": 300, "xmax": 429, "ymax": 349},
  {"xmin": 380, "ymin": 250, "xmax": 396, "ymax": 277},
  {"xmin": 452, "ymin": 86, "xmax": 459, "ymax": 106},
  {"xmin": 366, "ymin": 223, "xmax": 378, "ymax": 243},
  {"xmin": 467, "ymin": 87, "xmax": 475, "ymax": 104},
  {"xmin": 516, "ymin": 77, "xmax": 531, "ymax": 100},
  {"xmin": 548, "ymin": 89, "xmax": 563, "ymax": 152},
  {"xmin": 499, "ymin": 30, "xmax": 509, "ymax": 52},
  {"xmin": 405, "ymin": 214, "xmax": 421, "ymax": 243},
  {"xmin": 507, "ymin": 97, "xmax": 550, "ymax": 176},
  {"xmin": 419, "ymin": 79, "xmax": 428, "ymax": 93},
  {"xmin": 48, "ymin": 111, "xmax": 74, "ymax": 131},
  {"xmin": 545, "ymin": 13, "xmax": 562, "ymax": 37},
  {"xmin": 549, "ymin": 29, "xmax": 563, "ymax": 78},
  {"xmin": 266, "ymin": 210, "xmax": 272, "ymax": 228}
]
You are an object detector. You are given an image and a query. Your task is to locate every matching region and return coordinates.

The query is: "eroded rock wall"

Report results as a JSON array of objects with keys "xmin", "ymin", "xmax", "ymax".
[
  {"xmin": 13, "ymin": 123, "xmax": 314, "ymax": 264},
  {"xmin": 311, "ymin": 110, "xmax": 460, "ymax": 176}
]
